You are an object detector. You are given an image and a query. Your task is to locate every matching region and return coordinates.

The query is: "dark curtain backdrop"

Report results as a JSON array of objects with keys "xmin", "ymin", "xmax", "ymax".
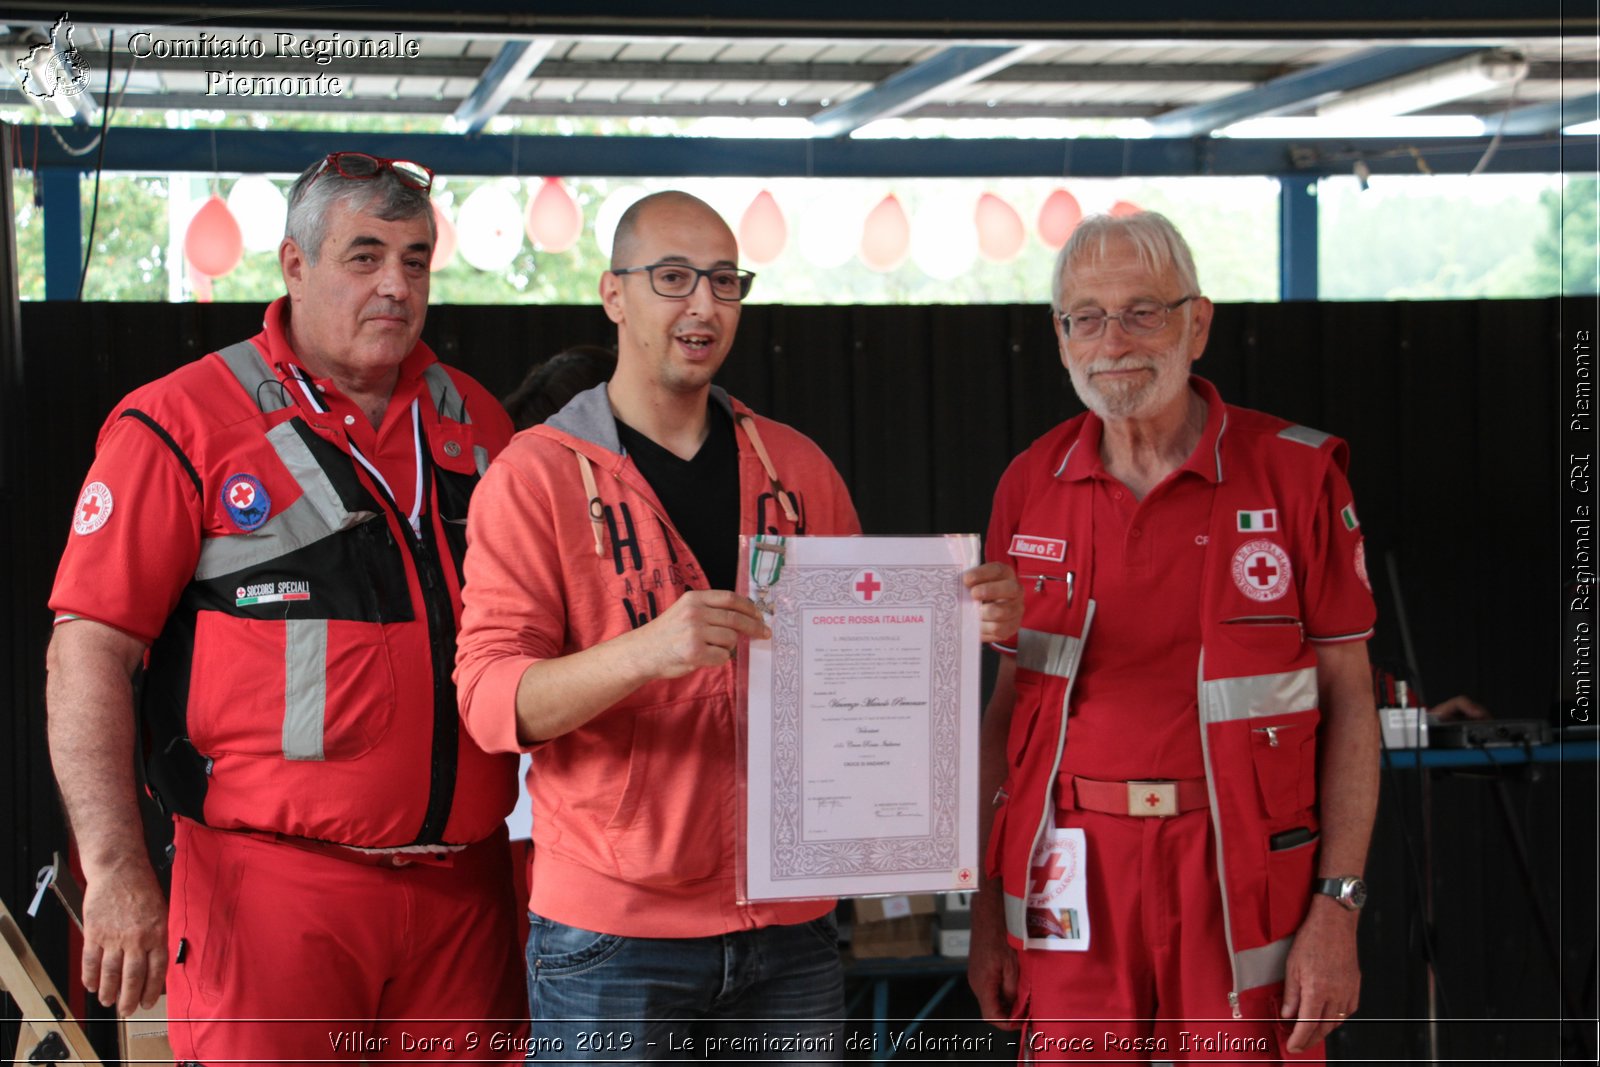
[{"xmin": 4, "ymin": 297, "xmax": 1593, "ymax": 1060}]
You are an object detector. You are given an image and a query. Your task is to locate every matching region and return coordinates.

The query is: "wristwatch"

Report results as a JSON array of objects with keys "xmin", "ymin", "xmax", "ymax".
[{"xmin": 1313, "ymin": 875, "xmax": 1368, "ymax": 911}]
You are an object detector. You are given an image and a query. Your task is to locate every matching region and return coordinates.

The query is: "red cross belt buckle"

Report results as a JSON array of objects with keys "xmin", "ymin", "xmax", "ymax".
[{"xmin": 1126, "ymin": 780, "xmax": 1177, "ymax": 817}]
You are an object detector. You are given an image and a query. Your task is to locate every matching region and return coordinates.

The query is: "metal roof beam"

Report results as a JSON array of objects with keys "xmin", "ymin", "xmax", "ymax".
[
  {"xmin": 450, "ymin": 38, "xmax": 553, "ymax": 133},
  {"xmin": 1498, "ymin": 91, "xmax": 1600, "ymax": 134},
  {"xmin": 10, "ymin": 92, "xmax": 1163, "ymax": 120},
  {"xmin": 1147, "ymin": 45, "xmax": 1486, "ymax": 137},
  {"xmin": 5, "ymin": 1, "xmax": 1581, "ymax": 40},
  {"xmin": 20, "ymin": 124, "xmax": 1572, "ymax": 178},
  {"xmin": 59, "ymin": 50, "xmax": 1592, "ymax": 87},
  {"xmin": 810, "ymin": 44, "xmax": 1038, "ymax": 137}
]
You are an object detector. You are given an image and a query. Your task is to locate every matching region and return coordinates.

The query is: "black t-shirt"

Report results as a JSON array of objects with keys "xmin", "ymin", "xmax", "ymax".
[{"xmin": 614, "ymin": 401, "xmax": 741, "ymax": 591}]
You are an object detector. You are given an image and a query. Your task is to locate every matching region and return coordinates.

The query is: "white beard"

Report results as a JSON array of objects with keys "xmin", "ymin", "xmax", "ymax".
[{"xmin": 1068, "ymin": 346, "xmax": 1190, "ymax": 421}]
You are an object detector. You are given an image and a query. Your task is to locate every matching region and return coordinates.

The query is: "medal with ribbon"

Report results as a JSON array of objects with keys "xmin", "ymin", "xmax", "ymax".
[{"xmin": 748, "ymin": 535, "xmax": 786, "ymax": 615}]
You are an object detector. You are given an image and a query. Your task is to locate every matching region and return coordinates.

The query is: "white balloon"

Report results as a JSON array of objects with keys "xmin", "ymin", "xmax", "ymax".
[
  {"xmin": 910, "ymin": 192, "xmax": 978, "ymax": 281},
  {"xmin": 456, "ymin": 184, "xmax": 524, "ymax": 272},
  {"xmin": 593, "ymin": 185, "xmax": 650, "ymax": 259},
  {"xmin": 797, "ymin": 187, "xmax": 867, "ymax": 270},
  {"xmin": 226, "ymin": 176, "xmax": 287, "ymax": 253}
]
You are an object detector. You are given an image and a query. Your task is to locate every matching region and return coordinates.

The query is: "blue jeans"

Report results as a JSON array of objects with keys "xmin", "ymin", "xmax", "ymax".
[{"xmin": 525, "ymin": 910, "xmax": 843, "ymax": 1062}]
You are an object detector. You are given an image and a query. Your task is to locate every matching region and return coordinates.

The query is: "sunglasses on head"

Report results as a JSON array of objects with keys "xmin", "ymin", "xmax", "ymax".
[{"xmin": 312, "ymin": 152, "xmax": 434, "ymax": 191}]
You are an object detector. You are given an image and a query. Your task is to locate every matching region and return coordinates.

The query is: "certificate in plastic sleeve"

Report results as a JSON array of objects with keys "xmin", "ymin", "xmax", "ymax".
[{"xmin": 736, "ymin": 535, "xmax": 981, "ymax": 902}]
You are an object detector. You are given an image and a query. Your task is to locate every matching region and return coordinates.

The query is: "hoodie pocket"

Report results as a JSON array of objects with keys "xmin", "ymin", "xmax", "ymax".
[{"xmin": 605, "ymin": 696, "xmax": 726, "ymax": 886}]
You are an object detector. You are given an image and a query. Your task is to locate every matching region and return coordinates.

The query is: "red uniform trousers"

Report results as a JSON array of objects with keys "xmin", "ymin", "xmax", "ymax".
[
  {"xmin": 1018, "ymin": 805, "xmax": 1321, "ymax": 1065},
  {"xmin": 166, "ymin": 818, "xmax": 526, "ymax": 1064}
]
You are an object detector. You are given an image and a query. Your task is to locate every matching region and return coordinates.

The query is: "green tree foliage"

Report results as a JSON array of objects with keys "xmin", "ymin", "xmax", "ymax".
[
  {"xmin": 1318, "ymin": 174, "xmax": 1567, "ymax": 300},
  {"xmin": 1530, "ymin": 175, "xmax": 1599, "ymax": 295}
]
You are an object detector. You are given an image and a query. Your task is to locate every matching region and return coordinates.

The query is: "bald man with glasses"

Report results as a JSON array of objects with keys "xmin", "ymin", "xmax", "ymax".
[
  {"xmin": 46, "ymin": 152, "xmax": 524, "ymax": 1062},
  {"xmin": 456, "ymin": 190, "xmax": 1022, "ymax": 1056}
]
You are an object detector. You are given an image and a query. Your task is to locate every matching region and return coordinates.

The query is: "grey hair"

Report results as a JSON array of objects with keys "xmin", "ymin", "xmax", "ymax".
[
  {"xmin": 283, "ymin": 155, "xmax": 435, "ymax": 265},
  {"xmin": 609, "ymin": 190, "xmax": 724, "ymax": 269},
  {"xmin": 1051, "ymin": 211, "xmax": 1201, "ymax": 312}
]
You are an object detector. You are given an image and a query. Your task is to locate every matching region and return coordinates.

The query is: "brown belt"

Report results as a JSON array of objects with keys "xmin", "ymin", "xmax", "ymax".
[{"xmin": 1069, "ymin": 776, "xmax": 1209, "ymax": 818}]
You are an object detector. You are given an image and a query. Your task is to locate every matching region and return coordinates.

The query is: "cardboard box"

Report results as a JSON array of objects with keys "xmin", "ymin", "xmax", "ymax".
[
  {"xmin": 850, "ymin": 895, "xmax": 937, "ymax": 958},
  {"xmin": 851, "ymin": 914, "xmax": 935, "ymax": 958},
  {"xmin": 937, "ymin": 928, "xmax": 972, "ymax": 957},
  {"xmin": 854, "ymin": 894, "xmax": 936, "ymax": 923},
  {"xmin": 120, "ymin": 996, "xmax": 174, "ymax": 1062}
]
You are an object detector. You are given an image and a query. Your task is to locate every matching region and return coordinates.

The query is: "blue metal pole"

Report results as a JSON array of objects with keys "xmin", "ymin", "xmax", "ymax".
[
  {"xmin": 1278, "ymin": 174, "xmax": 1318, "ymax": 302},
  {"xmin": 40, "ymin": 166, "xmax": 82, "ymax": 301}
]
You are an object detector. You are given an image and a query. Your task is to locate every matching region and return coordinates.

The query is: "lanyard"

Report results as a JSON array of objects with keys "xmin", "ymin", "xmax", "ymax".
[{"xmin": 290, "ymin": 368, "xmax": 425, "ymax": 539}]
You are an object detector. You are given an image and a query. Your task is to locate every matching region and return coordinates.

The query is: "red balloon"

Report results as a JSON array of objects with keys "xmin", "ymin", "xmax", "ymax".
[
  {"xmin": 431, "ymin": 200, "xmax": 457, "ymax": 271},
  {"xmin": 859, "ymin": 194, "xmax": 910, "ymax": 272},
  {"xmin": 525, "ymin": 177, "xmax": 583, "ymax": 253},
  {"xmin": 738, "ymin": 190, "xmax": 788, "ymax": 266},
  {"xmin": 1037, "ymin": 188, "xmax": 1083, "ymax": 250},
  {"xmin": 184, "ymin": 195, "xmax": 244, "ymax": 277},
  {"xmin": 975, "ymin": 193, "xmax": 1026, "ymax": 263},
  {"xmin": 1109, "ymin": 199, "xmax": 1143, "ymax": 218}
]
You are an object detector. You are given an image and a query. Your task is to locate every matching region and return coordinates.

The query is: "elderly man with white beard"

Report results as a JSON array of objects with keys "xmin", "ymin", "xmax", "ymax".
[{"xmin": 969, "ymin": 211, "xmax": 1380, "ymax": 1063}]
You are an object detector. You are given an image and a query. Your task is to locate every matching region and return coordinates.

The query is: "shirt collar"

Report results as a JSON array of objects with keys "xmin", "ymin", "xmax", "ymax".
[{"xmin": 1058, "ymin": 375, "xmax": 1226, "ymax": 485}]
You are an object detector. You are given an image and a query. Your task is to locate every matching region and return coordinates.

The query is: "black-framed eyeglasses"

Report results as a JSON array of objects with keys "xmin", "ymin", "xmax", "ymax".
[
  {"xmin": 1058, "ymin": 295, "xmax": 1198, "ymax": 339},
  {"xmin": 312, "ymin": 152, "xmax": 434, "ymax": 192},
  {"xmin": 612, "ymin": 262, "xmax": 756, "ymax": 302}
]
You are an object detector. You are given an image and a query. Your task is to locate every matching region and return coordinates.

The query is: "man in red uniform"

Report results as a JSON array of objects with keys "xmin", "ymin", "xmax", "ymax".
[
  {"xmin": 46, "ymin": 152, "xmax": 523, "ymax": 1062},
  {"xmin": 968, "ymin": 212, "xmax": 1379, "ymax": 1062}
]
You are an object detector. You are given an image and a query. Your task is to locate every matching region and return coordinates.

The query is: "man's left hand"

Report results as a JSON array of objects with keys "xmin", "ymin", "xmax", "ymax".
[
  {"xmin": 1281, "ymin": 898, "xmax": 1361, "ymax": 1053},
  {"xmin": 963, "ymin": 563, "xmax": 1023, "ymax": 645}
]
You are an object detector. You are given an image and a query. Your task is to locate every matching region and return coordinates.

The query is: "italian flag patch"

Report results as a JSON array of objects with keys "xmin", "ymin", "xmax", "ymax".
[
  {"xmin": 1237, "ymin": 508, "xmax": 1278, "ymax": 532},
  {"xmin": 1341, "ymin": 504, "xmax": 1359, "ymax": 531}
]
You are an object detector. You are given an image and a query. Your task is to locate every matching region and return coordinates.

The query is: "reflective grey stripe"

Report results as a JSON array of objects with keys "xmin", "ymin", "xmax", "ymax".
[
  {"xmin": 1278, "ymin": 424, "xmax": 1330, "ymax": 448},
  {"xmin": 1199, "ymin": 666, "xmax": 1318, "ymax": 724},
  {"xmin": 1015, "ymin": 628, "xmax": 1080, "ymax": 679},
  {"xmin": 423, "ymin": 364, "xmax": 470, "ymax": 423},
  {"xmin": 216, "ymin": 341, "xmax": 292, "ymax": 413},
  {"xmin": 194, "ymin": 422, "xmax": 375, "ymax": 581},
  {"xmin": 473, "ymin": 445, "xmax": 490, "ymax": 476},
  {"xmin": 1004, "ymin": 891, "xmax": 1026, "ymax": 941},
  {"xmin": 283, "ymin": 619, "xmax": 328, "ymax": 761},
  {"xmin": 1237, "ymin": 935, "xmax": 1294, "ymax": 990}
]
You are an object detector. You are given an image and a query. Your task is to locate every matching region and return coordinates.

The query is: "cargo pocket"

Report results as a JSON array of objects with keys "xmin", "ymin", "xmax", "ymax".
[
  {"xmin": 1265, "ymin": 831, "xmax": 1320, "ymax": 941},
  {"xmin": 1249, "ymin": 715, "xmax": 1318, "ymax": 819},
  {"xmin": 187, "ymin": 613, "xmax": 396, "ymax": 760}
]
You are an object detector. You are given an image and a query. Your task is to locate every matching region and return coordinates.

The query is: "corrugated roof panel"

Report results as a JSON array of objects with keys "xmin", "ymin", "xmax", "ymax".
[
  {"xmin": 566, "ymin": 39, "xmax": 627, "ymax": 61},
  {"xmin": 715, "ymin": 40, "xmax": 784, "ymax": 62},
  {"xmin": 527, "ymin": 78, "xmax": 586, "ymax": 100},
  {"xmin": 616, "ymin": 40, "xmax": 675, "ymax": 62},
  {"xmin": 660, "ymin": 40, "xmax": 729, "ymax": 62},
  {"xmin": 767, "ymin": 41, "xmax": 832, "ymax": 63}
]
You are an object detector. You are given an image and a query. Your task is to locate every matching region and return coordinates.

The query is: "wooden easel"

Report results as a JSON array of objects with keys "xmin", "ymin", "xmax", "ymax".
[{"xmin": 0, "ymin": 890, "xmax": 100, "ymax": 1063}]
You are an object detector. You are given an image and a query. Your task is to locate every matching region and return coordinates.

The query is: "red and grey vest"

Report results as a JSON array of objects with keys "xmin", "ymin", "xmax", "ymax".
[
  {"xmin": 990, "ymin": 408, "xmax": 1357, "ymax": 1012},
  {"xmin": 136, "ymin": 341, "xmax": 513, "ymax": 849}
]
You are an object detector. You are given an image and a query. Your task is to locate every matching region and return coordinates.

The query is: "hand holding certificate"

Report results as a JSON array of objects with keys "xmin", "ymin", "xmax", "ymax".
[{"xmin": 737, "ymin": 535, "xmax": 981, "ymax": 902}]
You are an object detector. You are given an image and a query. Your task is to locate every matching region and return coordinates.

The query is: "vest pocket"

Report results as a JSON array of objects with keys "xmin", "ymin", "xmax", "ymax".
[
  {"xmin": 1248, "ymin": 714, "xmax": 1319, "ymax": 819},
  {"xmin": 187, "ymin": 612, "xmax": 397, "ymax": 760},
  {"xmin": 1264, "ymin": 830, "xmax": 1319, "ymax": 941}
]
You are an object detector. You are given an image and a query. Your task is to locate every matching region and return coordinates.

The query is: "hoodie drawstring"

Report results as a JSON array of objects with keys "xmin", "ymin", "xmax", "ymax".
[
  {"xmin": 575, "ymin": 451, "xmax": 605, "ymax": 557},
  {"xmin": 737, "ymin": 416, "xmax": 799, "ymax": 523}
]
